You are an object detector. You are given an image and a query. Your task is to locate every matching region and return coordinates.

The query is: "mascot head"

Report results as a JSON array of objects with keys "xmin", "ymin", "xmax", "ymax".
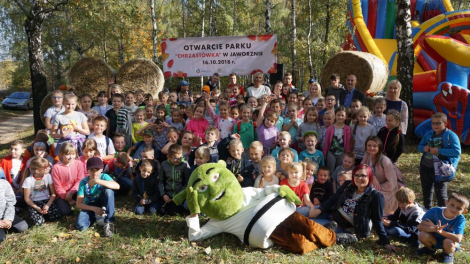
[{"xmin": 173, "ymin": 160, "xmax": 244, "ymax": 220}]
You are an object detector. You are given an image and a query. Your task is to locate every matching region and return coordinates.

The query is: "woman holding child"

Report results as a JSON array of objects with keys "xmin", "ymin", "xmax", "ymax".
[
  {"xmin": 384, "ymin": 80, "xmax": 409, "ymax": 135},
  {"xmin": 311, "ymin": 164, "xmax": 396, "ymax": 251}
]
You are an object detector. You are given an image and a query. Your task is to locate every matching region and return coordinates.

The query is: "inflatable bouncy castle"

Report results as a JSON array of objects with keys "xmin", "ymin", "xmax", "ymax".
[{"xmin": 344, "ymin": 0, "xmax": 470, "ymax": 144}]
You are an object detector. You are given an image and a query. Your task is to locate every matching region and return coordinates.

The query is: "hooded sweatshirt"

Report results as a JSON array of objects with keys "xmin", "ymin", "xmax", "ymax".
[{"xmin": 52, "ymin": 159, "xmax": 85, "ymax": 200}]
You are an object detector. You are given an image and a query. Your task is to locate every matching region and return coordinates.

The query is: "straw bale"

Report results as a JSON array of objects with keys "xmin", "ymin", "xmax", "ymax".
[
  {"xmin": 68, "ymin": 57, "xmax": 115, "ymax": 97},
  {"xmin": 40, "ymin": 93, "xmax": 52, "ymax": 125},
  {"xmin": 321, "ymin": 51, "xmax": 389, "ymax": 94},
  {"xmin": 116, "ymin": 58, "xmax": 164, "ymax": 98}
]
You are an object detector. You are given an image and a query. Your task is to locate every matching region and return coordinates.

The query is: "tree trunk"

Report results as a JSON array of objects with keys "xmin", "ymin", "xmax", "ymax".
[
  {"xmin": 150, "ymin": 0, "xmax": 158, "ymax": 64},
  {"xmin": 323, "ymin": 0, "xmax": 331, "ymax": 65},
  {"xmin": 232, "ymin": 0, "xmax": 236, "ymax": 36},
  {"xmin": 182, "ymin": 0, "xmax": 186, "ymax": 38},
  {"xmin": 265, "ymin": 0, "xmax": 272, "ymax": 34},
  {"xmin": 396, "ymin": 0, "xmax": 414, "ymax": 141},
  {"xmin": 209, "ymin": 0, "xmax": 213, "ymax": 36},
  {"xmin": 291, "ymin": 0, "xmax": 297, "ymax": 84},
  {"xmin": 307, "ymin": 0, "xmax": 313, "ymax": 77},
  {"xmin": 118, "ymin": 15, "xmax": 125, "ymax": 66},
  {"xmin": 103, "ymin": 0, "xmax": 108, "ymax": 63}
]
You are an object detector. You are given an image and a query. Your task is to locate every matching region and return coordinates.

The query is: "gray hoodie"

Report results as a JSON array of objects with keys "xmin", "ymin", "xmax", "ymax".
[
  {"xmin": 158, "ymin": 160, "xmax": 190, "ymax": 198},
  {"xmin": 0, "ymin": 179, "xmax": 16, "ymax": 221}
]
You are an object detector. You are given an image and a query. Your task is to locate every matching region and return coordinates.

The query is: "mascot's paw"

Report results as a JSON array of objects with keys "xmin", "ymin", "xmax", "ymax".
[
  {"xmin": 278, "ymin": 185, "xmax": 302, "ymax": 205},
  {"xmin": 187, "ymin": 187, "xmax": 201, "ymax": 215}
]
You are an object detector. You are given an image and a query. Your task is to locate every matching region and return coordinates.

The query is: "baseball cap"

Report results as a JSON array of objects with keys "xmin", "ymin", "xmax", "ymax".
[
  {"xmin": 87, "ymin": 157, "xmax": 104, "ymax": 170},
  {"xmin": 202, "ymin": 85, "xmax": 211, "ymax": 94},
  {"xmin": 179, "ymin": 80, "xmax": 190, "ymax": 87},
  {"xmin": 142, "ymin": 129, "xmax": 154, "ymax": 137},
  {"xmin": 303, "ymin": 131, "xmax": 318, "ymax": 138}
]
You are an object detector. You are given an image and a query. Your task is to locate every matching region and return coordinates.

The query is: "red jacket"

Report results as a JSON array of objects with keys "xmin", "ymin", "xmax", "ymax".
[{"xmin": 0, "ymin": 155, "xmax": 29, "ymax": 186}]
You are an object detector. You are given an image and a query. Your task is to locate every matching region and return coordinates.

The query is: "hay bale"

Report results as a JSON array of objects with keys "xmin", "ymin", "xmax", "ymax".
[
  {"xmin": 40, "ymin": 93, "xmax": 52, "ymax": 125},
  {"xmin": 116, "ymin": 58, "xmax": 164, "ymax": 99},
  {"xmin": 321, "ymin": 51, "xmax": 389, "ymax": 94},
  {"xmin": 68, "ymin": 57, "xmax": 115, "ymax": 97}
]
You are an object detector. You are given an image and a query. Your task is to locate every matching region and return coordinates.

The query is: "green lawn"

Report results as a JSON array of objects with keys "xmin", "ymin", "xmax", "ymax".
[{"xmin": 0, "ymin": 145, "xmax": 469, "ymax": 263}]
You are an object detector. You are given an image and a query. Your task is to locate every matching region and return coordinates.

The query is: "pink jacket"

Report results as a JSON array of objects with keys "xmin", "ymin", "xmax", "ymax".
[
  {"xmin": 322, "ymin": 125, "xmax": 351, "ymax": 157},
  {"xmin": 52, "ymin": 159, "xmax": 85, "ymax": 200},
  {"xmin": 186, "ymin": 118, "xmax": 209, "ymax": 146}
]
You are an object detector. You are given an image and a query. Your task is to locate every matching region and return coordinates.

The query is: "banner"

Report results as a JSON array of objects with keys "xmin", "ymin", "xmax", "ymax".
[{"xmin": 161, "ymin": 35, "xmax": 277, "ymax": 77}]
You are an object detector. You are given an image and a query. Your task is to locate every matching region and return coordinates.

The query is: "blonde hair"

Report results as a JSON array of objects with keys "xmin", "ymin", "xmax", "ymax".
[
  {"xmin": 11, "ymin": 140, "xmax": 25, "ymax": 149},
  {"xmin": 338, "ymin": 171, "xmax": 352, "ymax": 181},
  {"xmin": 249, "ymin": 141, "xmax": 263, "ymax": 151},
  {"xmin": 278, "ymin": 131, "xmax": 291, "ymax": 139},
  {"xmin": 59, "ymin": 142, "xmax": 77, "ymax": 156},
  {"xmin": 260, "ymin": 156, "xmax": 276, "ymax": 168},
  {"xmin": 288, "ymin": 162, "xmax": 303, "ymax": 172},
  {"xmin": 395, "ymin": 187, "xmax": 416, "ymax": 204},
  {"xmin": 82, "ymin": 138, "xmax": 98, "ymax": 152},
  {"xmin": 64, "ymin": 92, "xmax": 78, "ymax": 103},
  {"xmin": 229, "ymin": 139, "xmax": 243, "ymax": 149},
  {"xmin": 205, "ymin": 125, "xmax": 220, "ymax": 138},
  {"xmin": 195, "ymin": 146, "xmax": 210, "ymax": 160},
  {"xmin": 357, "ymin": 106, "xmax": 371, "ymax": 117}
]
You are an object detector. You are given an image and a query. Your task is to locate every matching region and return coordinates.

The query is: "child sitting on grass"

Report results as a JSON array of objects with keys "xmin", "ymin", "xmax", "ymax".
[
  {"xmin": 0, "ymin": 178, "xmax": 28, "ymax": 243},
  {"xmin": 254, "ymin": 156, "xmax": 279, "ymax": 188},
  {"xmin": 417, "ymin": 193, "xmax": 468, "ymax": 263},
  {"xmin": 382, "ymin": 187, "xmax": 425, "ymax": 248},
  {"xmin": 75, "ymin": 157, "xmax": 120, "ymax": 237},
  {"xmin": 23, "ymin": 157, "xmax": 61, "ymax": 225},
  {"xmin": 280, "ymin": 162, "xmax": 315, "ymax": 219},
  {"xmin": 132, "ymin": 159, "xmax": 161, "ymax": 215},
  {"xmin": 309, "ymin": 166, "xmax": 333, "ymax": 207},
  {"xmin": 0, "ymin": 140, "xmax": 29, "ymax": 207}
]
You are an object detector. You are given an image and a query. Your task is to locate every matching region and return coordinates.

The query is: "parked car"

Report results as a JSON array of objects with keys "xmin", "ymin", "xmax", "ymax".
[{"xmin": 1, "ymin": 92, "xmax": 33, "ymax": 110}]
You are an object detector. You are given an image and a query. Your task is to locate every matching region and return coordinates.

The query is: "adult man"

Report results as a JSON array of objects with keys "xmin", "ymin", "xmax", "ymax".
[
  {"xmin": 325, "ymin": 74, "xmax": 345, "ymax": 108},
  {"xmin": 339, "ymin": 75, "xmax": 367, "ymax": 107},
  {"xmin": 283, "ymin": 73, "xmax": 297, "ymax": 93},
  {"xmin": 228, "ymin": 73, "xmax": 245, "ymax": 95},
  {"xmin": 206, "ymin": 73, "xmax": 219, "ymax": 91}
]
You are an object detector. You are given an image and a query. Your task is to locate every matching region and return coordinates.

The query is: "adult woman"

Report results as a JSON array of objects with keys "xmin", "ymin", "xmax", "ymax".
[
  {"xmin": 245, "ymin": 72, "xmax": 271, "ymax": 99},
  {"xmin": 361, "ymin": 136, "xmax": 401, "ymax": 215},
  {"xmin": 385, "ymin": 80, "xmax": 409, "ymax": 134},
  {"xmin": 303, "ymin": 81, "xmax": 323, "ymax": 105},
  {"xmin": 311, "ymin": 165, "xmax": 396, "ymax": 251}
]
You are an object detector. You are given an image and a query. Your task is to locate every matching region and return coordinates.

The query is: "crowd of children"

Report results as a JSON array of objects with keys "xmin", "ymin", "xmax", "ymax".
[{"xmin": 0, "ymin": 74, "xmax": 466, "ymax": 263}]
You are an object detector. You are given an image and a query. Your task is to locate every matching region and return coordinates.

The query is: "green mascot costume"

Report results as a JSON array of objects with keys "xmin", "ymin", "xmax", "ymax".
[{"xmin": 173, "ymin": 161, "xmax": 337, "ymax": 254}]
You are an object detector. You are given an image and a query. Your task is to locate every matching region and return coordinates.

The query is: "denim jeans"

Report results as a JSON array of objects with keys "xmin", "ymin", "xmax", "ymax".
[
  {"xmin": 385, "ymin": 226, "xmax": 410, "ymax": 239},
  {"xmin": 134, "ymin": 201, "xmax": 161, "ymax": 215},
  {"xmin": 75, "ymin": 189, "xmax": 115, "ymax": 231},
  {"xmin": 116, "ymin": 176, "xmax": 133, "ymax": 191},
  {"xmin": 420, "ymin": 164, "xmax": 447, "ymax": 209}
]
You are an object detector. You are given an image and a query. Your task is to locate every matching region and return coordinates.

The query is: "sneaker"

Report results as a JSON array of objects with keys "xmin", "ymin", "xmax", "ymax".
[
  {"xmin": 323, "ymin": 221, "xmax": 338, "ymax": 231},
  {"xmin": 335, "ymin": 233, "xmax": 358, "ymax": 244},
  {"xmin": 416, "ymin": 246, "xmax": 436, "ymax": 256},
  {"xmin": 103, "ymin": 222, "xmax": 114, "ymax": 237},
  {"xmin": 441, "ymin": 253, "xmax": 454, "ymax": 264}
]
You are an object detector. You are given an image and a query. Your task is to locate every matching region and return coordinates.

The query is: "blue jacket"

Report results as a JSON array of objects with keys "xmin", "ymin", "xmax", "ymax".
[
  {"xmin": 319, "ymin": 181, "xmax": 389, "ymax": 245},
  {"xmin": 418, "ymin": 128, "xmax": 461, "ymax": 173}
]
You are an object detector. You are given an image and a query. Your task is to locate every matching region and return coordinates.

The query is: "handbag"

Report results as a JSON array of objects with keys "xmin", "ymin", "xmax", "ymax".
[{"xmin": 433, "ymin": 155, "xmax": 456, "ymax": 182}]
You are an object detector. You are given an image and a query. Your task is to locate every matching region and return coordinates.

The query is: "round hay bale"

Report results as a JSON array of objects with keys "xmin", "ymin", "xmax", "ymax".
[
  {"xmin": 68, "ymin": 57, "xmax": 115, "ymax": 98},
  {"xmin": 321, "ymin": 51, "xmax": 389, "ymax": 94},
  {"xmin": 40, "ymin": 93, "xmax": 52, "ymax": 125},
  {"xmin": 116, "ymin": 58, "xmax": 164, "ymax": 99}
]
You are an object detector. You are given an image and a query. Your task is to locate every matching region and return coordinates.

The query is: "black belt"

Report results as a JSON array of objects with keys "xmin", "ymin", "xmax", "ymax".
[{"xmin": 243, "ymin": 196, "xmax": 284, "ymax": 245}]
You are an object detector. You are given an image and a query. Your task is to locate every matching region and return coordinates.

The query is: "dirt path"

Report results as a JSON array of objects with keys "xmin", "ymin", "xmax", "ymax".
[{"xmin": 0, "ymin": 111, "xmax": 33, "ymax": 145}]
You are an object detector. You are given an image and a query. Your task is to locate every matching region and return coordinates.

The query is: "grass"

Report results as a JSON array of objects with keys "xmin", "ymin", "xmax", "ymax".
[
  {"xmin": 0, "ymin": 106, "xmax": 32, "ymax": 122},
  {"xmin": 0, "ymin": 126, "xmax": 35, "ymax": 157},
  {"xmin": 0, "ymin": 145, "xmax": 469, "ymax": 263}
]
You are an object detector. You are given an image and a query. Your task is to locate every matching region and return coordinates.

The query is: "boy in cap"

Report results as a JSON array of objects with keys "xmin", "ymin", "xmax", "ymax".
[{"xmin": 75, "ymin": 157, "xmax": 120, "ymax": 237}]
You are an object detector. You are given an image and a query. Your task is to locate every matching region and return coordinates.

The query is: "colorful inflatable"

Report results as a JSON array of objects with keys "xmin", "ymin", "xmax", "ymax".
[{"xmin": 344, "ymin": 0, "xmax": 470, "ymax": 144}]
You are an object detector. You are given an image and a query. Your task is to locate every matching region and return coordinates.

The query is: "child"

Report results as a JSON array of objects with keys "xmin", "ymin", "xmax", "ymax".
[
  {"xmin": 186, "ymin": 146, "xmax": 211, "ymax": 182},
  {"xmin": 132, "ymin": 159, "xmax": 161, "ymax": 215},
  {"xmin": 350, "ymin": 99, "xmax": 362, "ymax": 112},
  {"xmin": 92, "ymin": 91, "xmax": 112, "ymax": 118},
  {"xmin": 271, "ymin": 131, "xmax": 299, "ymax": 163},
  {"xmin": 320, "ymin": 110, "xmax": 335, "ymax": 149},
  {"xmin": 382, "ymin": 187, "xmax": 425, "ymax": 248},
  {"xmin": 296, "ymin": 107, "xmax": 322, "ymax": 150},
  {"xmin": 276, "ymin": 147, "xmax": 295, "ymax": 180},
  {"xmin": 186, "ymin": 105, "xmax": 210, "ymax": 147},
  {"xmin": 52, "ymin": 142, "xmax": 85, "ymax": 216},
  {"xmin": 280, "ymin": 162, "xmax": 315, "ymax": 219},
  {"xmin": 233, "ymin": 104, "xmax": 257, "ymax": 156},
  {"xmin": 23, "ymin": 141, "xmax": 55, "ymax": 176},
  {"xmin": 181, "ymin": 131, "xmax": 195, "ymax": 160},
  {"xmin": 106, "ymin": 94, "xmax": 132, "ymax": 145},
  {"xmin": 113, "ymin": 133, "xmax": 128, "ymax": 157},
  {"xmin": 272, "ymin": 81, "xmax": 283, "ymax": 98},
  {"xmin": 161, "ymin": 127, "xmax": 180, "ymax": 155},
  {"xmin": 158, "ymin": 91, "xmax": 169, "ymax": 110},
  {"xmin": 103, "ymin": 152, "xmax": 133, "ymax": 192},
  {"xmin": 145, "ymin": 105, "xmax": 157, "ymax": 124},
  {"xmin": 88, "ymin": 116, "xmax": 115, "ymax": 161},
  {"xmin": 225, "ymin": 139, "xmax": 254, "ymax": 187},
  {"xmin": 158, "ymin": 144, "xmax": 189, "ymax": 215},
  {"xmin": 417, "ymin": 193, "xmax": 468, "ymax": 263},
  {"xmin": 323, "ymin": 106, "xmax": 351, "ymax": 173},
  {"xmin": 255, "ymin": 100, "xmax": 278, "ymax": 154},
  {"xmin": 132, "ymin": 108, "xmax": 149, "ymax": 144},
  {"xmin": 269, "ymin": 99, "xmax": 284, "ymax": 131},
  {"xmin": 188, "ymin": 126, "xmax": 219, "ymax": 166},
  {"xmin": 369, "ymin": 97, "xmax": 387, "ymax": 133},
  {"xmin": 138, "ymin": 119, "xmax": 167, "ymax": 151},
  {"xmin": 107, "ymin": 84, "xmax": 123, "ymax": 105},
  {"xmin": 128, "ymin": 129, "xmax": 159, "ymax": 160},
  {"xmin": 298, "ymin": 132, "xmax": 325, "ymax": 175},
  {"xmin": 23, "ymin": 131, "xmax": 55, "ymax": 160},
  {"xmin": 316, "ymin": 98, "xmax": 326, "ymax": 113},
  {"xmin": 0, "ymin": 140, "xmax": 29, "ymax": 197},
  {"xmin": 75, "ymin": 157, "xmax": 120, "ymax": 237},
  {"xmin": 304, "ymin": 161, "xmax": 317, "ymax": 188},
  {"xmin": 378, "ymin": 110, "xmax": 404, "ymax": 164},
  {"xmin": 167, "ymin": 109, "xmax": 185, "ymax": 132},
  {"xmin": 249, "ymin": 141, "xmax": 264, "ymax": 170},
  {"xmin": 123, "ymin": 91, "xmax": 138, "ymax": 119},
  {"xmin": 337, "ymin": 170, "xmax": 352, "ymax": 189},
  {"xmin": 135, "ymin": 89, "xmax": 146, "ymax": 107},
  {"xmin": 206, "ymin": 99, "xmax": 234, "ymax": 139},
  {"xmin": 298, "ymin": 96, "xmax": 314, "ymax": 120},
  {"xmin": 331, "ymin": 152, "xmax": 355, "ymax": 191},
  {"xmin": 23, "ymin": 157, "xmax": 61, "ymax": 225},
  {"xmin": 247, "ymin": 96, "xmax": 258, "ymax": 111},
  {"xmin": 318, "ymin": 94, "xmax": 336, "ymax": 126},
  {"xmin": 283, "ymin": 104, "xmax": 302, "ymax": 144},
  {"xmin": 309, "ymin": 166, "xmax": 333, "ymax": 206},
  {"xmin": 0, "ymin": 178, "xmax": 28, "ymax": 243},
  {"xmin": 78, "ymin": 93, "xmax": 99, "ymax": 132},
  {"xmin": 350, "ymin": 106, "xmax": 376, "ymax": 164},
  {"xmin": 254, "ymin": 156, "xmax": 279, "ymax": 188},
  {"xmin": 51, "ymin": 93, "xmax": 90, "ymax": 156},
  {"xmin": 281, "ymin": 83, "xmax": 291, "ymax": 101},
  {"xmin": 418, "ymin": 112, "xmax": 461, "ymax": 210},
  {"xmin": 284, "ymin": 92, "xmax": 299, "ymax": 117},
  {"xmin": 78, "ymin": 138, "xmax": 97, "ymax": 176},
  {"xmin": 230, "ymin": 105, "xmax": 239, "ymax": 121},
  {"xmin": 155, "ymin": 105, "xmax": 167, "ymax": 123},
  {"xmin": 44, "ymin": 90, "xmax": 65, "ymax": 130}
]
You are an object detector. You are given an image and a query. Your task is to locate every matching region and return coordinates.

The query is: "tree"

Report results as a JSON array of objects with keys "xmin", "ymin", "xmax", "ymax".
[
  {"xmin": 306, "ymin": 0, "xmax": 313, "ymax": 77},
  {"xmin": 265, "ymin": 0, "xmax": 272, "ymax": 34},
  {"xmin": 150, "ymin": 0, "xmax": 158, "ymax": 64},
  {"xmin": 291, "ymin": 0, "xmax": 297, "ymax": 84},
  {"xmin": 14, "ymin": 0, "xmax": 69, "ymax": 133},
  {"xmin": 396, "ymin": 0, "xmax": 414, "ymax": 141}
]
